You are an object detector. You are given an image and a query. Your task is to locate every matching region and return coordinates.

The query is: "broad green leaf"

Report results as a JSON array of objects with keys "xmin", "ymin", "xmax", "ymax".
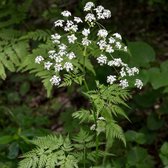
[
  {"xmin": 125, "ymin": 130, "xmax": 146, "ymax": 144},
  {"xmin": 127, "ymin": 147, "xmax": 154, "ymax": 168},
  {"xmin": 0, "ymin": 135, "xmax": 14, "ymax": 144},
  {"xmin": 148, "ymin": 68, "xmax": 168, "ymax": 89},
  {"xmin": 160, "ymin": 142, "xmax": 168, "ymax": 166},
  {"xmin": 128, "ymin": 41, "xmax": 155, "ymax": 67},
  {"xmin": 160, "ymin": 60, "xmax": 168, "ymax": 72}
]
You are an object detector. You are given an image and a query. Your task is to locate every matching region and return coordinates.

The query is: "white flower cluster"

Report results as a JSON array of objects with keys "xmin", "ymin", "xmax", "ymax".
[
  {"xmin": 105, "ymin": 58, "xmax": 143, "ymax": 89},
  {"xmin": 34, "ymin": 2, "xmax": 143, "ymax": 89},
  {"xmin": 35, "ymin": 44, "xmax": 76, "ymax": 86},
  {"xmin": 84, "ymin": 2, "xmax": 111, "ymax": 23}
]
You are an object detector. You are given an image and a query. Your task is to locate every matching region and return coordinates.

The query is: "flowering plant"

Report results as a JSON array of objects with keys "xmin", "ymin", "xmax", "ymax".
[
  {"xmin": 19, "ymin": 2, "xmax": 143, "ymax": 168},
  {"xmin": 35, "ymin": 1, "xmax": 143, "ymax": 90}
]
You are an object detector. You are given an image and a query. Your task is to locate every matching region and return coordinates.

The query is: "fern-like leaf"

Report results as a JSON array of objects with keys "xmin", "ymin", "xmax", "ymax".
[{"xmin": 106, "ymin": 121, "xmax": 126, "ymax": 146}]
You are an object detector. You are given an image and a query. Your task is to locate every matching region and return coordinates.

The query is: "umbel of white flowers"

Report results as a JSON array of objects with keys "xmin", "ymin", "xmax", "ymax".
[{"xmin": 35, "ymin": 1, "xmax": 143, "ymax": 90}]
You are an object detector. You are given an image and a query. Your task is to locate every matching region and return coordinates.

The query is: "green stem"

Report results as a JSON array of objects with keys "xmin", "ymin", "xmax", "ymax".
[
  {"xmin": 82, "ymin": 46, "xmax": 99, "ymax": 165},
  {"xmin": 83, "ymin": 79, "xmax": 89, "ymax": 91},
  {"xmin": 83, "ymin": 46, "xmax": 87, "ymax": 70},
  {"xmin": 103, "ymin": 142, "xmax": 108, "ymax": 166},
  {"xmin": 92, "ymin": 106, "xmax": 99, "ymax": 165},
  {"xmin": 83, "ymin": 142, "xmax": 86, "ymax": 168}
]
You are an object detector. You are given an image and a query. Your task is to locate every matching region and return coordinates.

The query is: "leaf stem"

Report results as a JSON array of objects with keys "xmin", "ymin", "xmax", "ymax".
[
  {"xmin": 92, "ymin": 105, "xmax": 99, "ymax": 165},
  {"xmin": 83, "ymin": 142, "xmax": 86, "ymax": 168}
]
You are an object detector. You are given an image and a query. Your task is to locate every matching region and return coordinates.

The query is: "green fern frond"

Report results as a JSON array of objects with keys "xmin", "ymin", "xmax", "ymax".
[
  {"xmin": 0, "ymin": 0, "xmax": 32, "ymax": 28},
  {"xmin": 110, "ymin": 105, "xmax": 130, "ymax": 121},
  {"xmin": 20, "ymin": 29, "xmax": 51, "ymax": 41},
  {"xmin": 59, "ymin": 155, "xmax": 78, "ymax": 168},
  {"xmin": 73, "ymin": 129, "xmax": 94, "ymax": 144},
  {"xmin": 0, "ymin": 29, "xmax": 22, "ymax": 40},
  {"xmin": 106, "ymin": 121, "xmax": 126, "ymax": 146},
  {"xmin": 32, "ymin": 135, "xmax": 63, "ymax": 150},
  {"xmin": 18, "ymin": 135, "xmax": 79, "ymax": 168},
  {"xmin": 62, "ymin": 136, "xmax": 73, "ymax": 152},
  {"xmin": 18, "ymin": 158, "xmax": 34, "ymax": 168},
  {"xmin": 0, "ymin": 39, "xmax": 29, "ymax": 79},
  {"xmin": 72, "ymin": 109, "xmax": 93, "ymax": 123}
]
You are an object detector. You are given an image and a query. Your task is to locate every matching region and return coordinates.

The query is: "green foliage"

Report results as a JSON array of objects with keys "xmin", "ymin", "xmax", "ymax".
[
  {"xmin": 128, "ymin": 41, "xmax": 156, "ymax": 68},
  {"xmin": 0, "ymin": 0, "xmax": 32, "ymax": 28},
  {"xmin": 159, "ymin": 142, "xmax": 168, "ymax": 167},
  {"xmin": 18, "ymin": 135, "xmax": 78, "ymax": 168},
  {"xmin": 125, "ymin": 130, "xmax": 146, "ymax": 144},
  {"xmin": 1, "ymin": 0, "xmax": 168, "ymax": 168},
  {"xmin": 73, "ymin": 83, "xmax": 130, "ymax": 150},
  {"xmin": 18, "ymin": 129, "xmax": 102, "ymax": 168},
  {"xmin": 126, "ymin": 147, "xmax": 154, "ymax": 168}
]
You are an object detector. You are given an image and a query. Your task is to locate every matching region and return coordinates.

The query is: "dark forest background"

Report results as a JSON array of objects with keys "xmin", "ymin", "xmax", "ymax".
[{"xmin": 0, "ymin": 0, "xmax": 168, "ymax": 167}]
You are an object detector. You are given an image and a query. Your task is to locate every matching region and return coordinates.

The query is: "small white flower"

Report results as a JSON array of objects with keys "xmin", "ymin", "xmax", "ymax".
[
  {"xmin": 109, "ymin": 37, "xmax": 115, "ymax": 44},
  {"xmin": 98, "ymin": 116, "xmax": 105, "ymax": 120},
  {"xmin": 58, "ymin": 44, "xmax": 67, "ymax": 51},
  {"xmin": 55, "ymin": 56, "xmax": 63, "ymax": 63},
  {"xmin": 82, "ymin": 28, "xmax": 90, "ymax": 36},
  {"xmin": 97, "ymin": 12, "xmax": 105, "ymax": 20},
  {"xmin": 64, "ymin": 62, "xmax": 73, "ymax": 72},
  {"xmin": 74, "ymin": 16, "xmax": 83, "ymax": 23},
  {"xmin": 115, "ymin": 42, "xmax": 122, "ymax": 49},
  {"xmin": 48, "ymin": 50, "xmax": 57, "ymax": 59},
  {"xmin": 67, "ymin": 52, "xmax": 76, "ymax": 59},
  {"xmin": 107, "ymin": 75, "xmax": 116, "ymax": 84},
  {"xmin": 135, "ymin": 79, "xmax": 143, "ymax": 89},
  {"xmin": 126, "ymin": 67, "xmax": 139, "ymax": 76},
  {"xmin": 67, "ymin": 34, "xmax": 77, "ymax": 43},
  {"xmin": 95, "ymin": 7, "xmax": 111, "ymax": 20},
  {"xmin": 106, "ymin": 45, "xmax": 114, "ymax": 53},
  {"xmin": 61, "ymin": 10, "xmax": 71, "ymax": 17},
  {"xmin": 44, "ymin": 61, "xmax": 53, "ymax": 70},
  {"xmin": 85, "ymin": 13, "xmax": 96, "ymax": 23},
  {"xmin": 54, "ymin": 20, "xmax": 64, "ymax": 27},
  {"xmin": 84, "ymin": 2, "xmax": 95, "ymax": 11},
  {"xmin": 72, "ymin": 25, "xmax": 78, "ymax": 32},
  {"xmin": 119, "ymin": 79, "xmax": 129, "ymax": 89},
  {"xmin": 120, "ymin": 67, "xmax": 126, "ymax": 77},
  {"xmin": 51, "ymin": 33, "xmax": 61, "ymax": 44},
  {"xmin": 94, "ymin": 5, "xmax": 104, "ymax": 13},
  {"xmin": 49, "ymin": 53, "xmax": 57, "ymax": 59},
  {"xmin": 97, "ymin": 54, "xmax": 107, "ymax": 65},
  {"xmin": 97, "ymin": 29, "xmax": 108, "ymax": 38},
  {"xmin": 132, "ymin": 67, "xmax": 139, "ymax": 74},
  {"xmin": 113, "ymin": 33, "xmax": 122, "ymax": 40},
  {"xmin": 103, "ymin": 9, "xmax": 111, "ymax": 18},
  {"xmin": 82, "ymin": 37, "xmax": 91, "ymax": 46},
  {"xmin": 97, "ymin": 40, "xmax": 107, "ymax": 50},
  {"xmin": 48, "ymin": 50, "xmax": 56, "ymax": 55},
  {"xmin": 123, "ymin": 46, "xmax": 127, "ymax": 52},
  {"xmin": 35, "ymin": 56, "xmax": 44, "ymax": 64},
  {"xmin": 66, "ymin": 20, "xmax": 73, "ymax": 27},
  {"xmin": 58, "ymin": 50, "xmax": 67, "ymax": 57},
  {"xmin": 50, "ymin": 75, "xmax": 61, "ymax": 86},
  {"xmin": 54, "ymin": 63, "xmax": 63, "ymax": 72},
  {"xmin": 64, "ymin": 20, "xmax": 78, "ymax": 32},
  {"xmin": 108, "ymin": 58, "xmax": 123, "ymax": 67},
  {"xmin": 90, "ymin": 124, "xmax": 96, "ymax": 130}
]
